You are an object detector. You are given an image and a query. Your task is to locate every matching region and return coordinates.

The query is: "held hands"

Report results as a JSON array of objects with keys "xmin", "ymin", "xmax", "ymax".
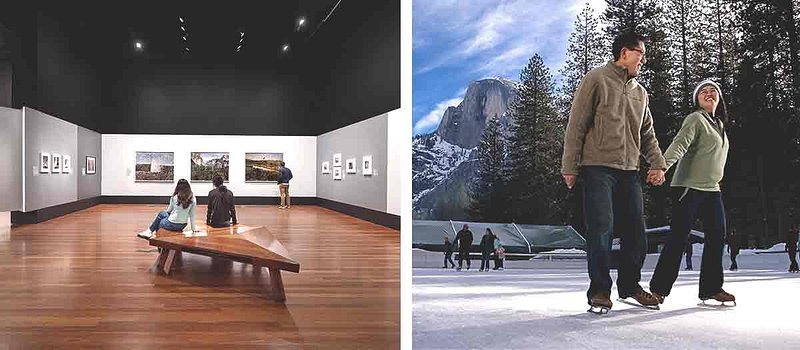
[
  {"xmin": 562, "ymin": 174, "xmax": 577, "ymax": 189},
  {"xmin": 647, "ymin": 169, "xmax": 665, "ymax": 186}
]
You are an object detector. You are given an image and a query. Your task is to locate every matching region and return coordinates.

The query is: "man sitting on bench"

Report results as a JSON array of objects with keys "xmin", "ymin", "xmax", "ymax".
[{"xmin": 207, "ymin": 175, "xmax": 238, "ymax": 228}]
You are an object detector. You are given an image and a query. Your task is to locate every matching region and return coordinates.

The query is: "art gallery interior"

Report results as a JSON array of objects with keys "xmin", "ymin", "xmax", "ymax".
[{"xmin": 0, "ymin": 1, "xmax": 401, "ymax": 348}]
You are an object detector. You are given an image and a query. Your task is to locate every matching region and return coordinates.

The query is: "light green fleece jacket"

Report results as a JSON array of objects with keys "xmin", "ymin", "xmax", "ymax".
[
  {"xmin": 166, "ymin": 195, "xmax": 197, "ymax": 231},
  {"xmin": 664, "ymin": 109, "xmax": 729, "ymax": 192}
]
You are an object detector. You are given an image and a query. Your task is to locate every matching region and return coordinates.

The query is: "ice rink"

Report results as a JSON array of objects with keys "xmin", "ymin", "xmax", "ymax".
[{"xmin": 413, "ymin": 249, "xmax": 800, "ymax": 349}]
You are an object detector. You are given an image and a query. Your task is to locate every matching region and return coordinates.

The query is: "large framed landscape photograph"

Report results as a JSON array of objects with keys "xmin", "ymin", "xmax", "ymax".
[
  {"xmin": 245, "ymin": 152, "xmax": 283, "ymax": 182},
  {"xmin": 191, "ymin": 152, "xmax": 229, "ymax": 182},
  {"xmin": 135, "ymin": 152, "xmax": 174, "ymax": 182}
]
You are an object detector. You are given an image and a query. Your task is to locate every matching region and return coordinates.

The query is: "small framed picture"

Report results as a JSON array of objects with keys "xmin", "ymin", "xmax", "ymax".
[
  {"xmin": 63, "ymin": 155, "xmax": 71, "ymax": 173},
  {"xmin": 362, "ymin": 155, "xmax": 373, "ymax": 175},
  {"xmin": 346, "ymin": 158, "xmax": 357, "ymax": 174},
  {"xmin": 86, "ymin": 156, "xmax": 96, "ymax": 175},
  {"xmin": 322, "ymin": 161, "xmax": 330, "ymax": 174},
  {"xmin": 333, "ymin": 153, "xmax": 342, "ymax": 167},
  {"xmin": 52, "ymin": 154, "xmax": 62, "ymax": 173},
  {"xmin": 333, "ymin": 166, "xmax": 342, "ymax": 180},
  {"xmin": 40, "ymin": 152, "xmax": 51, "ymax": 173}
]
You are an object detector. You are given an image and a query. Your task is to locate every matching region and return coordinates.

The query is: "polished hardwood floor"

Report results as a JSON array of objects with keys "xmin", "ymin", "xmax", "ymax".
[{"xmin": 0, "ymin": 204, "xmax": 399, "ymax": 349}]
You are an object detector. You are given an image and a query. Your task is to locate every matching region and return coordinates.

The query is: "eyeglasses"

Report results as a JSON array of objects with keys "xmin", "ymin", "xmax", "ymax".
[{"xmin": 627, "ymin": 47, "xmax": 645, "ymax": 57}]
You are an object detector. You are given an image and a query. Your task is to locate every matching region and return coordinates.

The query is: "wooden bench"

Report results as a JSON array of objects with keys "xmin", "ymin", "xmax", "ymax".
[{"xmin": 147, "ymin": 225, "xmax": 300, "ymax": 302}]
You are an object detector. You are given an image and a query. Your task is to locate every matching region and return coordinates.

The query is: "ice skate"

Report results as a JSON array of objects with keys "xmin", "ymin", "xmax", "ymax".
[
  {"xmin": 618, "ymin": 289, "xmax": 660, "ymax": 310},
  {"xmin": 700, "ymin": 290, "xmax": 736, "ymax": 307},
  {"xmin": 587, "ymin": 292, "xmax": 612, "ymax": 315}
]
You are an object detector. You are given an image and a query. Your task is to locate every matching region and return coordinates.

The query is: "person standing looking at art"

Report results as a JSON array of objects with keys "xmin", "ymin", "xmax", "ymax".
[
  {"xmin": 561, "ymin": 31, "xmax": 666, "ymax": 313},
  {"xmin": 454, "ymin": 224, "xmax": 473, "ymax": 271},
  {"xmin": 649, "ymin": 80, "xmax": 735, "ymax": 306},
  {"xmin": 207, "ymin": 175, "xmax": 238, "ymax": 228},
  {"xmin": 278, "ymin": 161, "xmax": 293, "ymax": 209}
]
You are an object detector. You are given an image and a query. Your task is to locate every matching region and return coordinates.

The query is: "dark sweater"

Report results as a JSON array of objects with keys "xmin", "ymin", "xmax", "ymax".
[
  {"xmin": 207, "ymin": 186, "xmax": 237, "ymax": 228},
  {"xmin": 278, "ymin": 167, "xmax": 293, "ymax": 184}
]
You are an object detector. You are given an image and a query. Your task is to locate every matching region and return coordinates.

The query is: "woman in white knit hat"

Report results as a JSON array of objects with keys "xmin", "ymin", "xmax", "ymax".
[{"xmin": 648, "ymin": 79, "xmax": 736, "ymax": 306}]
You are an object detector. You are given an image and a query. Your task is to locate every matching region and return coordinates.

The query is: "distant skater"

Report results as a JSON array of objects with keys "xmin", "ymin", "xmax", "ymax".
[
  {"xmin": 454, "ymin": 224, "xmax": 473, "ymax": 271},
  {"xmin": 787, "ymin": 225, "xmax": 799, "ymax": 272}
]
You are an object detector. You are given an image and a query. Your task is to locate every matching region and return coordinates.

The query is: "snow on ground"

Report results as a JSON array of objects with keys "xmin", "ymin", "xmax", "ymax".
[{"xmin": 413, "ymin": 251, "xmax": 800, "ymax": 349}]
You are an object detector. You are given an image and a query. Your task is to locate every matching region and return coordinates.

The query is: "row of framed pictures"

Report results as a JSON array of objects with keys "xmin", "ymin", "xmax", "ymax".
[
  {"xmin": 39, "ymin": 153, "xmax": 97, "ymax": 174},
  {"xmin": 136, "ymin": 151, "xmax": 284, "ymax": 183},
  {"xmin": 321, "ymin": 154, "xmax": 373, "ymax": 180}
]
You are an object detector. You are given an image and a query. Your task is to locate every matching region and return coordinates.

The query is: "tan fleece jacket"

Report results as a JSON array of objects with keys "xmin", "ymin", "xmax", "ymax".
[{"xmin": 561, "ymin": 61, "xmax": 666, "ymax": 174}]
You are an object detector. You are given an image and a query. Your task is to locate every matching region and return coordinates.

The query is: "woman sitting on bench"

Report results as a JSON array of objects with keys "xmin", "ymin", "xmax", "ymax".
[{"xmin": 137, "ymin": 179, "xmax": 198, "ymax": 239}]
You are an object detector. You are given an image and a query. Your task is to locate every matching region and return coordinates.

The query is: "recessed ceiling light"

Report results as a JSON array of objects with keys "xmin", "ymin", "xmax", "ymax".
[
  {"xmin": 179, "ymin": 17, "xmax": 184, "ymax": 23},
  {"xmin": 240, "ymin": 32, "xmax": 245, "ymax": 37},
  {"xmin": 298, "ymin": 17, "xmax": 306, "ymax": 26},
  {"xmin": 181, "ymin": 26, "xmax": 186, "ymax": 32},
  {"xmin": 134, "ymin": 41, "xmax": 143, "ymax": 50},
  {"xmin": 282, "ymin": 44, "xmax": 289, "ymax": 52}
]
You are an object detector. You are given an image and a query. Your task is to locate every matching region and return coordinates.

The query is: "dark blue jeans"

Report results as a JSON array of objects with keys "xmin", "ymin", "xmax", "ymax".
[
  {"xmin": 149, "ymin": 211, "xmax": 187, "ymax": 233},
  {"xmin": 650, "ymin": 188, "xmax": 726, "ymax": 298},
  {"xmin": 581, "ymin": 166, "xmax": 647, "ymax": 301},
  {"xmin": 480, "ymin": 251, "xmax": 491, "ymax": 270},
  {"xmin": 444, "ymin": 253, "xmax": 455, "ymax": 268}
]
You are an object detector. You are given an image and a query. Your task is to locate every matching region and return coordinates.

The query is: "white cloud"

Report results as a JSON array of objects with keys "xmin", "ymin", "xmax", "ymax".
[{"xmin": 414, "ymin": 95, "xmax": 465, "ymax": 135}]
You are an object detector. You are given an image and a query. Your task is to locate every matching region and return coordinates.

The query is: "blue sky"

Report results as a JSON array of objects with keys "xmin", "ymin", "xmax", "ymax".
[{"xmin": 413, "ymin": 0, "xmax": 607, "ymax": 136}]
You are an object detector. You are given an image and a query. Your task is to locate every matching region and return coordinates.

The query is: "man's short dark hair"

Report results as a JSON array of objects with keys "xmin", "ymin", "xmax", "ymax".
[
  {"xmin": 612, "ymin": 32, "xmax": 647, "ymax": 61},
  {"xmin": 280, "ymin": 161, "xmax": 285, "ymax": 167},
  {"xmin": 213, "ymin": 175, "xmax": 224, "ymax": 187}
]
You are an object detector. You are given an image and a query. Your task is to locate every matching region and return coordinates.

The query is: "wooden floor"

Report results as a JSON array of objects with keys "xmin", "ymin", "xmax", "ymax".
[{"xmin": 0, "ymin": 204, "xmax": 399, "ymax": 349}]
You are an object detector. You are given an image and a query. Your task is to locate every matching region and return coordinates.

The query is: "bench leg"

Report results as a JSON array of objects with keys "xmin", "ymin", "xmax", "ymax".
[
  {"xmin": 163, "ymin": 249, "xmax": 177, "ymax": 275},
  {"xmin": 154, "ymin": 248, "xmax": 169, "ymax": 269},
  {"xmin": 268, "ymin": 268, "xmax": 286, "ymax": 302}
]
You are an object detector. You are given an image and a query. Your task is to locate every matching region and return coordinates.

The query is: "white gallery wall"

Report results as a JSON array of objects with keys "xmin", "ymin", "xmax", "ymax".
[
  {"xmin": 386, "ymin": 108, "xmax": 403, "ymax": 216},
  {"xmin": 102, "ymin": 134, "xmax": 317, "ymax": 197}
]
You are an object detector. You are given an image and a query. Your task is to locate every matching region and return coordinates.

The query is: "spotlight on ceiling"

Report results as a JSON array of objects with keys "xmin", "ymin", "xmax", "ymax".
[
  {"xmin": 281, "ymin": 44, "xmax": 290, "ymax": 52},
  {"xmin": 134, "ymin": 41, "xmax": 143, "ymax": 50},
  {"xmin": 179, "ymin": 17, "xmax": 184, "ymax": 23},
  {"xmin": 240, "ymin": 31, "xmax": 245, "ymax": 37},
  {"xmin": 298, "ymin": 17, "xmax": 306, "ymax": 26}
]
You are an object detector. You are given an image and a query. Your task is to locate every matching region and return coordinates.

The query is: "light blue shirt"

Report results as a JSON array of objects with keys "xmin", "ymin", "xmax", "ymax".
[{"xmin": 166, "ymin": 195, "xmax": 196, "ymax": 231}]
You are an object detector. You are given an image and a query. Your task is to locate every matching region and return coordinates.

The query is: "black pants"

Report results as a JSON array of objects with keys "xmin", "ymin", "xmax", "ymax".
[
  {"xmin": 789, "ymin": 249, "xmax": 798, "ymax": 270},
  {"xmin": 444, "ymin": 253, "xmax": 455, "ymax": 268},
  {"xmin": 730, "ymin": 253, "xmax": 738, "ymax": 270},
  {"xmin": 480, "ymin": 251, "xmax": 492, "ymax": 270},
  {"xmin": 651, "ymin": 188, "xmax": 726, "ymax": 298},
  {"xmin": 458, "ymin": 250, "xmax": 470, "ymax": 268}
]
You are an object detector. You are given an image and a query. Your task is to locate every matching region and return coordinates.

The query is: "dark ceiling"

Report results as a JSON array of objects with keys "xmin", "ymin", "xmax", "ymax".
[
  {"xmin": 38, "ymin": 0, "xmax": 353, "ymax": 66},
  {"xmin": 0, "ymin": 1, "xmax": 400, "ymax": 135}
]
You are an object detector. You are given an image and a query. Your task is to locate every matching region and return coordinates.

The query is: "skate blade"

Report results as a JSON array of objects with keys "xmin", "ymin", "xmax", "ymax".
[
  {"xmin": 587, "ymin": 306, "xmax": 610, "ymax": 315},
  {"xmin": 699, "ymin": 299, "xmax": 736, "ymax": 307},
  {"xmin": 617, "ymin": 298, "xmax": 660, "ymax": 310}
]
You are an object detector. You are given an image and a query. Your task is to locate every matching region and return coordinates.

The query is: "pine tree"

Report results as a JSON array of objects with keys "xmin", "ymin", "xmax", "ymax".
[
  {"xmin": 507, "ymin": 54, "xmax": 568, "ymax": 224},
  {"xmin": 468, "ymin": 116, "xmax": 508, "ymax": 222},
  {"xmin": 558, "ymin": 2, "xmax": 607, "ymax": 118}
]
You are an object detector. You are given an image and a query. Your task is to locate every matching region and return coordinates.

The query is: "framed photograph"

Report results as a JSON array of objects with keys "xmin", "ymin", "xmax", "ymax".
[
  {"xmin": 40, "ymin": 152, "xmax": 51, "ymax": 173},
  {"xmin": 322, "ymin": 161, "xmax": 330, "ymax": 174},
  {"xmin": 52, "ymin": 154, "xmax": 62, "ymax": 173},
  {"xmin": 333, "ymin": 153, "xmax": 342, "ymax": 167},
  {"xmin": 346, "ymin": 158, "xmax": 357, "ymax": 174},
  {"xmin": 191, "ymin": 152, "xmax": 230, "ymax": 182},
  {"xmin": 135, "ymin": 152, "xmax": 174, "ymax": 182},
  {"xmin": 333, "ymin": 166, "xmax": 342, "ymax": 180},
  {"xmin": 62, "ymin": 155, "xmax": 71, "ymax": 173},
  {"xmin": 362, "ymin": 155, "xmax": 373, "ymax": 175},
  {"xmin": 245, "ymin": 152, "xmax": 283, "ymax": 182},
  {"xmin": 86, "ymin": 156, "xmax": 97, "ymax": 175}
]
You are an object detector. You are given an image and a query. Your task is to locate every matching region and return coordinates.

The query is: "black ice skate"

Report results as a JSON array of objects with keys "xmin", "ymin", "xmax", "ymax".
[
  {"xmin": 700, "ymin": 290, "xmax": 736, "ymax": 306},
  {"xmin": 587, "ymin": 292, "xmax": 612, "ymax": 315}
]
